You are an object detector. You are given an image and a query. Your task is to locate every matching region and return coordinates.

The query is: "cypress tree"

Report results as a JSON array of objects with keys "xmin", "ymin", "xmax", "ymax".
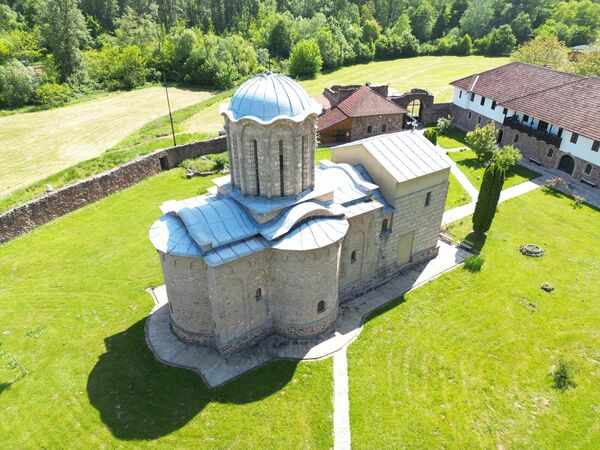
[{"xmin": 472, "ymin": 163, "xmax": 505, "ymax": 233}]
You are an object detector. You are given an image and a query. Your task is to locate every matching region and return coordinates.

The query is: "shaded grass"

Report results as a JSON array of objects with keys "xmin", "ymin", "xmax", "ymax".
[
  {"xmin": 449, "ymin": 149, "xmax": 541, "ymax": 190},
  {"xmin": 0, "ymin": 168, "xmax": 333, "ymax": 447},
  {"xmin": 445, "ymin": 172, "xmax": 471, "ymax": 211},
  {"xmin": 348, "ymin": 189, "xmax": 600, "ymax": 448},
  {"xmin": 436, "ymin": 126, "xmax": 468, "ymax": 149}
]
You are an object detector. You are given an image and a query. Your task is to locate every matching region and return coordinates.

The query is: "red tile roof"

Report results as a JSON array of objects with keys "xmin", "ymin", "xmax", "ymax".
[
  {"xmin": 316, "ymin": 85, "xmax": 406, "ymax": 132},
  {"xmin": 314, "ymin": 93, "xmax": 332, "ymax": 110},
  {"xmin": 317, "ymin": 108, "xmax": 348, "ymax": 132},
  {"xmin": 451, "ymin": 62, "xmax": 600, "ymax": 141}
]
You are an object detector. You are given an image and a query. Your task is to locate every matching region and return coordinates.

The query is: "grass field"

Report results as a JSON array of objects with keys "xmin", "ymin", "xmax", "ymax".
[
  {"xmin": 0, "ymin": 86, "xmax": 213, "ymax": 197},
  {"xmin": 182, "ymin": 56, "xmax": 509, "ymax": 136},
  {"xmin": 446, "ymin": 173, "xmax": 472, "ymax": 209},
  {"xmin": 449, "ymin": 149, "xmax": 541, "ymax": 190},
  {"xmin": 436, "ymin": 127, "xmax": 468, "ymax": 149},
  {"xmin": 0, "ymin": 168, "xmax": 333, "ymax": 448},
  {"xmin": 348, "ymin": 189, "xmax": 600, "ymax": 448}
]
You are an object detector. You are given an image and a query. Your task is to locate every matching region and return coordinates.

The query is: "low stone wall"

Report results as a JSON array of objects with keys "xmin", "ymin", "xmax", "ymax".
[{"xmin": 0, "ymin": 135, "xmax": 226, "ymax": 244}]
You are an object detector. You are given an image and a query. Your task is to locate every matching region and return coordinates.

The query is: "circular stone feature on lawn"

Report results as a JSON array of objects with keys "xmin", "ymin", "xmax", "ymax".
[{"xmin": 520, "ymin": 244, "xmax": 545, "ymax": 257}]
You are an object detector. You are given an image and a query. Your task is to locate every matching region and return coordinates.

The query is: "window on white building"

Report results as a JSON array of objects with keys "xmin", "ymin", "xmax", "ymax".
[
  {"xmin": 480, "ymin": 96, "xmax": 486, "ymax": 106},
  {"xmin": 592, "ymin": 140, "xmax": 599, "ymax": 152},
  {"xmin": 459, "ymin": 90, "xmax": 463, "ymax": 98},
  {"xmin": 503, "ymin": 108, "xmax": 508, "ymax": 115},
  {"xmin": 584, "ymin": 164, "xmax": 592, "ymax": 175},
  {"xmin": 523, "ymin": 114, "xmax": 529, "ymax": 123},
  {"xmin": 570, "ymin": 133, "xmax": 579, "ymax": 144},
  {"xmin": 470, "ymin": 92, "xmax": 475, "ymax": 101},
  {"xmin": 491, "ymin": 101, "xmax": 497, "ymax": 110},
  {"xmin": 557, "ymin": 128, "xmax": 563, "ymax": 138}
]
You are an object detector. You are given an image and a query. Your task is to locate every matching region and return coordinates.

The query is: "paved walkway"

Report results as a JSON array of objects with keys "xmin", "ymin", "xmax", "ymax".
[
  {"xmin": 145, "ymin": 240, "xmax": 471, "ymax": 388},
  {"xmin": 333, "ymin": 349, "xmax": 351, "ymax": 450}
]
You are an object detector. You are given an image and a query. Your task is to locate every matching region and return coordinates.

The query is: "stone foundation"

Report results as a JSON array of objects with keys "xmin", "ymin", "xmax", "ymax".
[{"xmin": 274, "ymin": 309, "xmax": 339, "ymax": 338}]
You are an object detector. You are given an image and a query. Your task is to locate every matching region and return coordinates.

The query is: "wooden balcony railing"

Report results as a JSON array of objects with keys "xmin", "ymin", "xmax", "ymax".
[{"xmin": 503, "ymin": 116, "xmax": 562, "ymax": 147}]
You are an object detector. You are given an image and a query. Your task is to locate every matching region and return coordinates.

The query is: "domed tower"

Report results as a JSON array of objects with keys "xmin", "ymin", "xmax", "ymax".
[{"xmin": 220, "ymin": 73, "xmax": 322, "ymax": 198}]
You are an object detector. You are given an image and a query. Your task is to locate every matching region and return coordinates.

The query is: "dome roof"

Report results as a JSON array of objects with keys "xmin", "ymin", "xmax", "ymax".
[{"xmin": 221, "ymin": 72, "xmax": 322, "ymax": 123}]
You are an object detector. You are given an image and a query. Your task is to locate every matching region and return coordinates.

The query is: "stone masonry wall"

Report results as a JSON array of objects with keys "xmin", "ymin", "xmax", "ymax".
[
  {"xmin": 0, "ymin": 135, "xmax": 226, "ymax": 244},
  {"xmin": 451, "ymin": 104, "xmax": 496, "ymax": 133},
  {"xmin": 350, "ymin": 114, "xmax": 404, "ymax": 141}
]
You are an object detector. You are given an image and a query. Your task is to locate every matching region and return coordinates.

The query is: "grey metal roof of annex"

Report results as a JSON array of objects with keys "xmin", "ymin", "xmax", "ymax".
[{"xmin": 220, "ymin": 72, "xmax": 322, "ymax": 124}]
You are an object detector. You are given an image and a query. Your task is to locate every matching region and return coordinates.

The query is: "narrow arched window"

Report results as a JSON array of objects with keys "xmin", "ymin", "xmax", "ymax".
[
  {"xmin": 301, "ymin": 135, "xmax": 306, "ymax": 188},
  {"xmin": 367, "ymin": 125, "xmax": 373, "ymax": 134},
  {"xmin": 381, "ymin": 218, "xmax": 389, "ymax": 232},
  {"xmin": 584, "ymin": 163, "xmax": 592, "ymax": 175},
  {"xmin": 253, "ymin": 139, "xmax": 260, "ymax": 196},
  {"xmin": 255, "ymin": 288, "xmax": 262, "ymax": 301},
  {"xmin": 381, "ymin": 124, "xmax": 387, "ymax": 132},
  {"xmin": 351, "ymin": 250, "xmax": 357, "ymax": 263},
  {"xmin": 279, "ymin": 140, "xmax": 284, "ymax": 196},
  {"xmin": 317, "ymin": 301, "xmax": 325, "ymax": 313}
]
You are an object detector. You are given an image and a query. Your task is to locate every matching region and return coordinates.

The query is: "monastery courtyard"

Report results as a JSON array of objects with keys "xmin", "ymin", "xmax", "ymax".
[{"xmin": 0, "ymin": 149, "xmax": 598, "ymax": 447}]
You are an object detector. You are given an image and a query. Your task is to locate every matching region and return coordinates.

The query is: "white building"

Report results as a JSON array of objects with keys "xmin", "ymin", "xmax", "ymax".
[{"xmin": 450, "ymin": 62, "xmax": 600, "ymax": 186}]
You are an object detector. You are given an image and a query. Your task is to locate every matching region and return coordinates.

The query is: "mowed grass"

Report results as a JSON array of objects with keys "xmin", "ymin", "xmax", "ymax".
[
  {"xmin": 436, "ymin": 126, "xmax": 468, "ymax": 149},
  {"xmin": 348, "ymin": 189, "xmax": 600, "ymax": 448},
  {"xmin": 446, "ymin": 173, "xmax": 471, "ymax": 210},
  {"xmin": 182, "ymin": 56, "xmax": 509, "ymax": 136},
  {"xmin": 0, "ymin": 86, "xmax": 213, "ymax": 197},
  {"xmin": 0, "ymin": 169, "xmax": 333, "ymax": 448},
  {"xmin": 449, "ymin": 149, "xmax": 541, "ymax": 190}
]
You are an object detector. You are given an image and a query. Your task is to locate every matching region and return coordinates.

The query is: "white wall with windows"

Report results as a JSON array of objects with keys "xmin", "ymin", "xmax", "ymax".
[
  {"xmin": 560, "ymin": 130, "xmax": 600, "ymax": 166},
  {"xmin": 452, "ymin": 88, "xmax": 510, "ymax": 123}
]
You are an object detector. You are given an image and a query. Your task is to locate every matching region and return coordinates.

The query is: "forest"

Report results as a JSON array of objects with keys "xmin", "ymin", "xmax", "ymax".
[{"xmin": 0, "ymin": 0, "xmax": 599, "ymax": 109}]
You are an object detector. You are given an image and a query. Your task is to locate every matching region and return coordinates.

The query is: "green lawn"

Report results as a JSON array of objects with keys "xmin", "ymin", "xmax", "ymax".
[
  {"xmin": 348, "ymin": 189, "xmax": 600, "ymax": 448},
  {"xmin": 0, "ymin": 169, "xmax": 333, "ymax": 448},
  {"xmin": 436, "ymin": 126, "xmax": 468, "ymax": 149},
  {"xmin": 449, "ymin": 149, "xmax": 542, "ymax": 190},
  {"xmin": 446, "ymin": 172, "xmax": 472, "ymax": 210},
  {"xmin": 182, "ymin": 55, "xmax": 508, "ymax": 136}
]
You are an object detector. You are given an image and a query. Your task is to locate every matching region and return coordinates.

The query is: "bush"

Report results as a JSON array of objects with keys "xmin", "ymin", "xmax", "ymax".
[
  {"xmin": 423, "ymin": 128, "xmax": 438, "ymax": 145},
  {"xmin": 208, "ymin": 153, "xmax": 229, "ymax": 172},
  {"xmin": 0, "ymin": 59, "xmax": 37, "ymax": 107},
  {"xmin": 552, "ymin": 360, "xmax": 577, "ymax": 391},
  {"xmin": 436, "ymin": 115, "xmax": 454, "ymax": 135},
  {"xmin": 289, "ymin": 39, "xmax": 322, "ymax": 78},
  {"xmin": 465, "ymin": 122, "xmax": 497, "ymax": 161},
  {"xmin": 181, "ymin": 157, "xmax": 215, "ymax": 173},
  {"xmin": 463, "ymin": 254, "xmax": 485, "ymax": 272},
  {"xmin": 32, "ymin": 83, "xmax": 73, "ymax": 106},
  {"xmin": 86, "ymin": 45, "xmax": 147, "ymax": 90}
]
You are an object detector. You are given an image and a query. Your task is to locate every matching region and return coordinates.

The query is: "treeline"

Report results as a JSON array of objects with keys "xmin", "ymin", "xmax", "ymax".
[{"xmin": 0, "ymin": 0, "xmax": 599, "ymax": 109}]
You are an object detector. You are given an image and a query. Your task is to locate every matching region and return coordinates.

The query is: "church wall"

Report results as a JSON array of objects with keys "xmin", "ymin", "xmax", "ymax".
[
  {"xmin": 338, "ymin": 210, "xmax": 380, "ymax": 288},
  {"xmin": 206, "ymin": 251, "xmax": 271, "ymax": 352},
  {"xmin": 350, "ymin": 114, "xmax": 404, "ymax": 141},
  {"xmin": 270, "ymin": 242, "xmax": 342, "ymax": 337},
  {"xmin": 160, "ymin": 252, "xmax": 214, "ymax": 345}
]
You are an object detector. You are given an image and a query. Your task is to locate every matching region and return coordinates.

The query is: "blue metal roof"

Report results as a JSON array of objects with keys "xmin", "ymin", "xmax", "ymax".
[{"xmin": 221, "ymin": 72, "xmax": 322, "ymax": 123}]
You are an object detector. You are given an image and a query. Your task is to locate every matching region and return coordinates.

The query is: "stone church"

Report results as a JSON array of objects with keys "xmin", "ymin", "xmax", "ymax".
[{"xmin": 149, "ymin": 72, "xmax": 451, "ymax": 355}]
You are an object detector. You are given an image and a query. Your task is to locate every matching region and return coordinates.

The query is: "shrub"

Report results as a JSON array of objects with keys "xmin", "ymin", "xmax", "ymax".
[
  {"xmin": 552, "ymin": 360, "xmax": 576, "ymax": 391},
  {"xmin": 423, "ymin": 128, "xmax": 438, "ymax": 145},
  {"xmin": 209, "ymin": 153, "xmax": 229, "ymax": 172},
  {"xmin": 465, "ymin": 122, "xmax": 497, "ymax": 161},
  {"xmin": 86, "ymin": 45, "xmax": 147, "ymax": 90},
  {"xmin": 464, "ymin": 254, "xmax": 485, "ymax": 272},
  {"xmin": 472, "ymin": 163, "xmax": 505, "ymax": 233},
  {"xmin": 181, "ymin": 157, "xmax": 214, "ymax": 173},
  {"xmin": 289, "ymin": 39, "xmax": 322, "ymax": 78},
  {"xmin": 0, "ymin": 59, "xmax": 37, "ymax": 107},
  {"xmin": 436, "ymin": 115, "xmax": 454, "ymax": 135},
  {"xmin": 33, "ymin": 83, "xmax": 73, "ymax": 106}
]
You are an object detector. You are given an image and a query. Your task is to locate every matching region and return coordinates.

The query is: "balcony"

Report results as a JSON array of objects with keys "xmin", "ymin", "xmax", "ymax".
[{"xmin": 503, "ymin": 116, "xmax": 562, "ymax": 147}]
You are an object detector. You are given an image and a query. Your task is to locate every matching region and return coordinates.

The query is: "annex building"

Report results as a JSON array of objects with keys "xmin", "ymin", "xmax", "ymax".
[
  {"xmin": 149, "ymin": 73, "xmax": 450, "ymax": 355},
  {"xmin": 450, "ymin": 62, "xmax": 600, "ymax": 187}
]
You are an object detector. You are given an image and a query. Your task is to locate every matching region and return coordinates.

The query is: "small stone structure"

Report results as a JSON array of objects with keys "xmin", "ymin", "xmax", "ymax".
[
  {"xmin": 149, "ymin": 72, "xmax": 452, "ymax": 355},
  {"xmin": 520, "ymin": 244, "xmax": 545, "ymax": 257}
]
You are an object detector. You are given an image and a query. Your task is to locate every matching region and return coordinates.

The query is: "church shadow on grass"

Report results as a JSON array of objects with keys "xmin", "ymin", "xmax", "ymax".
[{"xmin": 87, "ymin": 318, "xmax": 298, "ymax": 441}]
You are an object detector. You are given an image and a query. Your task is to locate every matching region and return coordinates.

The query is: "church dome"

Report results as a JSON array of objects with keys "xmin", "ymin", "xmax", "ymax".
[{"xmin": 222, "ymin": 72, "xmax": 322, "ymax": 123}]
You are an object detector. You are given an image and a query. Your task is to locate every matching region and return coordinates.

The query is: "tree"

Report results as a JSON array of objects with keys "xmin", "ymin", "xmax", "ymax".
[
  {"xmin": 79, "ymin": 0, "xmax": 118, "ymax": 30},
  {"xmin": 511, "ymin": 12, "xmax": 533, "ymax": 43},
  {"xmin": 361, "ymin": 18, "xmax": 381, "ymax": 44},
  {"xmin": 460, "ymin": 0, "xmax": 494, "ymax": 39},
  {"xmin": 432, "ymin": 2, "xmax": 452, "ymax": 40},
  {"xmin": 315, "ymin": 27, "xmax": 343, "ymax": 69},
  {"xmin": 456, "ymin": 34, "xmax": 473, "ymax": 55},
  {"xmin": 41, "ymin": 0, "xmax": 90, "ymax": 82},
  {"xmin": 411, "ymin": 1, "xmax": 436, "ymax": 42},
  {"xmin": 472, "ymin": 145, "xmax": 521, "ymax": 233},
  {"xmin": 511, "ymin": 35, "xmax": 568, "ymax": 69},
  {"xmin": 390, "ymin": 13, "xmax": 411, "ymax": 37},
  {"xmin": 572, "ymin": 50, "xmax": 600, "ymax": 77},
  {"xmin": 289, "ymin": 39, "xmax": 322, "ymax": 78},
  {"xmin": 484, "ymin": 25, "xmax": 517, "ymax": 56},
  {"xmin": 472, "ymin": 163, "xmax": 504, "ymax": 233},
  {"xmin": 465, "ymin": 122, "xmax": 497, "ymax": 161},
  {"xmin": 0, "ymin": 59, "xmax": 37, "ymax": 107},
  {"xmin": 268, "ymin": 16, "xmax": 292, "ymax": 59}
]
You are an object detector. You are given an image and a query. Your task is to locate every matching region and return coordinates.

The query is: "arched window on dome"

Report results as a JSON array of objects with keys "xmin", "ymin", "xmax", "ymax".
[
  {"xmin": 301, "ymin": 135, "xmax": 306, "ymax": 189},
  {"xmin": 253, "ymin": 139, "xmax": 260, "ymax": 196},
  {"xmin": 279, "ymin": 140, "xmax": 284, "ymax": 196}
]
